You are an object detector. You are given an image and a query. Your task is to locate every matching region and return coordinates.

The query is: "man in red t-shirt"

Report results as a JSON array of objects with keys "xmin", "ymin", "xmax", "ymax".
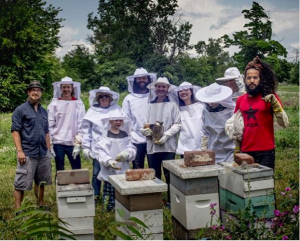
[{"xmin": 234, "ymin": 57, "xmax": 289, "ymax": 169}]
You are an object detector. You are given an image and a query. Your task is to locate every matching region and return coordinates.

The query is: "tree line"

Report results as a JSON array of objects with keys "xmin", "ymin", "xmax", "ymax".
[{"xmin": 0, "ymin": 0, "xmax": 298, "ymax": 111}]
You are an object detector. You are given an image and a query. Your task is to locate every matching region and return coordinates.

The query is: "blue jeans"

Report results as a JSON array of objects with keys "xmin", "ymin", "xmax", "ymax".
[
  {"xmin": 53, "ymin": 144, "xmax": 81, "ymax": 171},
  {"xmin": 93, "ymin": 159, "xmax": 102, "ymax": 197}
]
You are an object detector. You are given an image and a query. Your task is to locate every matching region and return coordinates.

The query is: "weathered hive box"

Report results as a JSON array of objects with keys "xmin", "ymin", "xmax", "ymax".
[
  {"xmin": 163, "ymin": 159, "xmax": 225, "ymax": 238},
  {"xmin": 164, "ymin": 159, "xmax": 225, "ymax": 196},
  {"xmin": 219, "ymin": 187, "xmax": 275, "ymax": 218},
  {"xmin": 56, "ymin": 183, "xmax": 95, "ymax": 218},
  {"xmin": 170, "ymin": 184, "xmax": 219, "ymax": 230},
  {"xmin": 218, "ymin": 162, "xmax": 274, "ymax": 198},
  {"xmin": 56, "ymin": 169, "xmax": 95, "ymax": 240},
  {"xmin": 57, "ymin": 169, "xmax": 90, "ymax": 185},
  {"xmin": 109, "ymin": 174, "xmax": 167, "ymax": 240}
]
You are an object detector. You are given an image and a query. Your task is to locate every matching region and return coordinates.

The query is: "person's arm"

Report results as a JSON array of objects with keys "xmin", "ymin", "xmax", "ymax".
[
  {"xmin": 46, "ymin": 133, "xmax": 51, "ymax": 150},
  {"xmin": 263, "ymin": 94, "xmax": 289, "ymax": 128},
  {"xmin": 122, "ymin": 97, "xmax": 131, "ymax": 119},
  {"xmin": 47, "ymin": 103, "xmax": 55, "ymax": 142},
  {"xmin": 12, "ymin": 131, "xmax": 26, "ymax": 164}
]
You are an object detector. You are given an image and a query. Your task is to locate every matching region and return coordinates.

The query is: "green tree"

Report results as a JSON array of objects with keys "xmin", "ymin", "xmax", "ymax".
[
  {"xmin": 222, "ymin": 1, "xmax": 287, "ymax": 70},
  {"xmin": 62, "ymin": 45, "xmax": 96, "ymax": 91},
  {"xmin": 87, "ymin": 0, "xmax": 192, "ymax": 65},
  {"xmin": 0, "ymin": 0, "xmax": 63, "ymax": 111},
  {"xmin": 194, "ymin": 38, "xmax": 234, "ymax": 80}
]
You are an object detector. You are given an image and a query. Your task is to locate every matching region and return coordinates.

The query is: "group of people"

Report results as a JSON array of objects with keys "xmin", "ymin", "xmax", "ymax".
[{"xmin": 11, "ymin": 56, "xmax": 288, "ymax": 210}]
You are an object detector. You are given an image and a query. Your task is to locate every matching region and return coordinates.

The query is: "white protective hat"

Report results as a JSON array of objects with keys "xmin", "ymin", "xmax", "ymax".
[
  {"xmin": 170, "ymin": 81, "xmax": 201, "ymax": 105},
  {"xmin": 126, "ymin": 67, "xmax": 157, "ymax": 93},
  {"xmin": 195, "ymin": 83, "xmax": 232, "ymax": 103},
  {"xmin": 89, "ymin": 86, "xmax": 120, "ymax": 107},
  {"xmin": 52, "ymin": 76, "xmax": 81, "ymax": 99},
  {"xmin": 215, "ymin": 67, "xmax": 241, "ymax": 84}
]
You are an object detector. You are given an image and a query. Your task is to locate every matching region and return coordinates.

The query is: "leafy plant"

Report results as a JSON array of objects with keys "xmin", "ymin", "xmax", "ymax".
[{"xmin": 0, "ymin": 204, "xmax": 74, "ymax": 240}]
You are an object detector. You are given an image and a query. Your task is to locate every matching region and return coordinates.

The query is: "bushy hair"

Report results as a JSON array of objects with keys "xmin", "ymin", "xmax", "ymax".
[{"xmin": 244, "ymin": 57, "xmax": 278, "ymax": 97}]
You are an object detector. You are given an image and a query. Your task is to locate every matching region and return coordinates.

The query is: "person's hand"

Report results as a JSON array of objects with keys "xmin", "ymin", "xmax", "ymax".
[
  {"xmin": 263, "ymin": 94, "xmax": 282, "ymax": 112},
  {"xmin": 72, "ymin": 145, "xmax": 80, "ymax": 159},
  {"xmin": 108, "ymin": 160, "xmax": 121, "ymax": 170},
  {"xmin": 116, "ymin": 150, "xmax": 130, "ymax": 162},
  {"xmin": 50, "ymin": 145, "xmax": 56, "ymax": 158},
  {"xmin": 140, "ymin": 128, "xmax": 152, "ymax": 136},
  {"xmin": 200, "ymin": 136, "xmax": 208, "ymax": 151},
  {"xmin": 17, "ymin": 150, "xmax": 26, "ymax": 165},
  {"xmin": 154, "ymin": 135, "xmax": 168, "ymax": 145},
  {"xmin": 83, "ymin": 149, "xmax": 91, "ymax": 160}
]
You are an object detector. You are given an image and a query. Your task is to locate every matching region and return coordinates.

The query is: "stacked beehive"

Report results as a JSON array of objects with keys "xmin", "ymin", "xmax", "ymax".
[
  {"xmin": 218, "ymin": 161, "xmax": 275, "ymax": 224},
  {"xmin": 56, "ymin": 169, "xmax": 95, "ymax": 240},
  {"xmin": 109, "ymin": 170, "xmax": 167, "ymax": 240},
  {"xmin": 163, "ymin": 156, "xmax": 226, "ymax": 240}
]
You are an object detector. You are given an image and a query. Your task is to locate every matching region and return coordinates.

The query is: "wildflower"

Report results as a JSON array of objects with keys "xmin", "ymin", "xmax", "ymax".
[
  {"xmin": 281, "ymin": 192, "xmax": 285, "ymax": 196},
  {"xmin": 293, "ymin": 205, "xmax": 299, "ymax": 214},
  {"xmin": 282, "ymin": 235, "xmax": 289, "ymax": 240},
  {"xmin": 211, "ymin": 225, "xmax": 218, "ymax": 230},
  {"xmin": 210, "ymin": 210, "xmax": 216, "ymax": 215},
  {"xmin": 279, "ymin": 223, "xmax": 284, "ymax": 227},
  {"xmin": 210, "ymin": 203, "xmax": 217, "ymax": 208},
  {"xmin": 220, "ymin": 225, "xmax": 225, "ymax": 231},
  {"xmin": 226, "ymin": 235, "xmax": 232, "ymax": 240},
  {"xmin": 274, "ymin": 210, "xmax": 281, "ymax": 216},
  {"xmin": 285, "ymin": 187, "xmax": 291, "ymax": 192}
]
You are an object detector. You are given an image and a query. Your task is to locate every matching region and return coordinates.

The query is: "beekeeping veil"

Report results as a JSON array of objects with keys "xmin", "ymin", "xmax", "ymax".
[
  {"xmin": 170, "ymin": 81, "xmax": 202, "ymax": 107},
  {"xmin": 88, "ymin": 86, "xmax": 119, "ymax": 111},
  {"xmin": 126, "ymin": 67, "xmax": 157, "ymax": 94},
  {"xmin": 51, "ymin": 76, "xmax": 81, "ymax": 100}
]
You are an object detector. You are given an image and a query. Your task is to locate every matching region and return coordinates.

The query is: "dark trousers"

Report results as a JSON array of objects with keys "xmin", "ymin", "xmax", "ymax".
[
  {"xmin": 92, "ymin": 159, "xmax": 102, "ymax": 197},
  {"xmin": 103, "ymin": 181, "xmax": 115, "ymax": 212},
  {"xmin": 132, "ymin": 143, "xmax": 148, "ymax": 169},
  {"xmin": 53, "ymin": 144, "xmax": 81, "ymax": 171},
  {"xmin": 244, "ymin": 149, "xmax": 275, "ymax": 170},
  {"xmin": 148, "ymin": 152, "xmax": 176, "ymax": 203}
]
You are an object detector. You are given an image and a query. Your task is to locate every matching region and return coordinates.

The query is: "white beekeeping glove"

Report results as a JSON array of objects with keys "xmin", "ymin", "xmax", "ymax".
[
  {"xmin": 116, "ymin": 150, "xmax": 130, "ymax": 162},
  {"xmin": 83, "ymin": 149, "xmax": 91, "ymax": 160}
]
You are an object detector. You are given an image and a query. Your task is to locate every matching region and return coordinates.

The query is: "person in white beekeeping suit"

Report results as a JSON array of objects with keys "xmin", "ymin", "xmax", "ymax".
[
  {"xmin": 140, "ymin": 77, "xmax": 181, "ymax": 205},
  {"xmin": 47, "ymin": 76, "xmax": 86, "ymax": 171},
  {"xmin": 195, "ymin": 83, "xmax": 235, "ymax": 163},
  {"xmin": 170, "ymin": 81, "xmax": 205, "ymax": 157},
  {"xmin": 122, "ymin": 67, "xmax": 157, "ymax": 169},
  {"xmin": 94, "ymin": 113, "xmax": 136, "ymax": 212},
  {"xmin": 81, "ymin": 86, "xmax": 122, "ymax": 203},
  {"xmin": 215, "ymin": 67, "xmax": 246, "ymax": 102}
]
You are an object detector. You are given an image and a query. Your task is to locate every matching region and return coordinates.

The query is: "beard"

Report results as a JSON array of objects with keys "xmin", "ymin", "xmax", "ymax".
[
  {"xmin": 246, "ymin": 83, "xmax": 262, "ymax": 96},
  {"xmin": 27, "ymin": 96, "xmax": 41, "ymax": 105}
]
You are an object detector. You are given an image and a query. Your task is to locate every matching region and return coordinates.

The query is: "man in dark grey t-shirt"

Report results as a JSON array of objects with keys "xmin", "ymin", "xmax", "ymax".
[{"xmin": 11, "ymin": 81, "xmax": 52, "ymax": 209}]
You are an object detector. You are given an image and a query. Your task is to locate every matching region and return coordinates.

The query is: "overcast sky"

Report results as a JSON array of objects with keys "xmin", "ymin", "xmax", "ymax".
[{"xmin": 46, "ymin": 0, "xmax": 299, "ymax": 61}]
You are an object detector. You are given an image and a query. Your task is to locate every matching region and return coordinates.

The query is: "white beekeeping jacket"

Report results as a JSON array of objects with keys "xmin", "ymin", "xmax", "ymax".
[
  {"xmin": 170, "ymin": 82, "xmax": 204, "ymax": 154},
  {"xmin": 47, "ymin": 78, "xmax": 85, "ymax": 146},
  {"xmin": 81, "ymin": 87, "xmax": 122, "ymax": 159},
  {"xmin": 146, "ymin": 78, "xmax": 181, "ymax": 154},
  {"xmin": 122, "ymin": 69, "xmax": 157, "ymax": 144},
  {"xmin": 202, "ymin": 102, "xmax": 235, "ymax": 163},
  {"xmin": 94, "ymin": 115, "xmax": 136, "ymax": 182}
]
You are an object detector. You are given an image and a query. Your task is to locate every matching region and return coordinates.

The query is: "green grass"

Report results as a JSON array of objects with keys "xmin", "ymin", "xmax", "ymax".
[{"xmin": 0, "ymin": 84, "xmax": 298, "ymax": 240}]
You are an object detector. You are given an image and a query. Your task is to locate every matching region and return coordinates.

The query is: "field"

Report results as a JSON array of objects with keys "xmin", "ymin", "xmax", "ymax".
[{"xmin": 0, "ymin": 84, "xmax": 298, "ymax": 239}]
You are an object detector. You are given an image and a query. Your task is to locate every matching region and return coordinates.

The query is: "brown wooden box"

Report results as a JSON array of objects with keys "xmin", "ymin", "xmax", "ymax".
[
  {"xmin": 57, "ymin": 169, "xmax": 90, "ymax": 185},
  {"xmin": 184, "ymin": 150, "xmax": 215, "ymax": 167},
  {"xmin": 125, "ymin": 168, "xmax": 155, "ymax": 181},
  {"xmin": 115, "ymin": 190, "xmax": 162, "ymax": 212},
  {"xmin": 234, "ymin": 153, "xmax": 255, "ymax": 165}
]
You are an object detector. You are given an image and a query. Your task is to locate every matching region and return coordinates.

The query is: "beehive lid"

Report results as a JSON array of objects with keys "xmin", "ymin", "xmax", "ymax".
[{"xmin": 162, "ymin": 159, "xmax": 226, "ymax": 179}]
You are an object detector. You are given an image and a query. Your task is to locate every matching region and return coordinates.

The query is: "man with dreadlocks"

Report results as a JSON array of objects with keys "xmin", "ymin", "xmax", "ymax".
[{"xmin": 233, "ymin": 56, "xmax": 289, "ymax": 169}]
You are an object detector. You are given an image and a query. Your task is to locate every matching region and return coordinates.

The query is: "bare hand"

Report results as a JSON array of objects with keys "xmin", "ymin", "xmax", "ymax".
[{"xmin": 17, "ymin": 151, "xmax": 26, "ymax": 165}]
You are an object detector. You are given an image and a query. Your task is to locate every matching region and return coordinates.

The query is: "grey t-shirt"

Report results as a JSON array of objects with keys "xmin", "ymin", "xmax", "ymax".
[{"xmin": 107, "ymin": 130, "xmax": 128, "ymax": 139}]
